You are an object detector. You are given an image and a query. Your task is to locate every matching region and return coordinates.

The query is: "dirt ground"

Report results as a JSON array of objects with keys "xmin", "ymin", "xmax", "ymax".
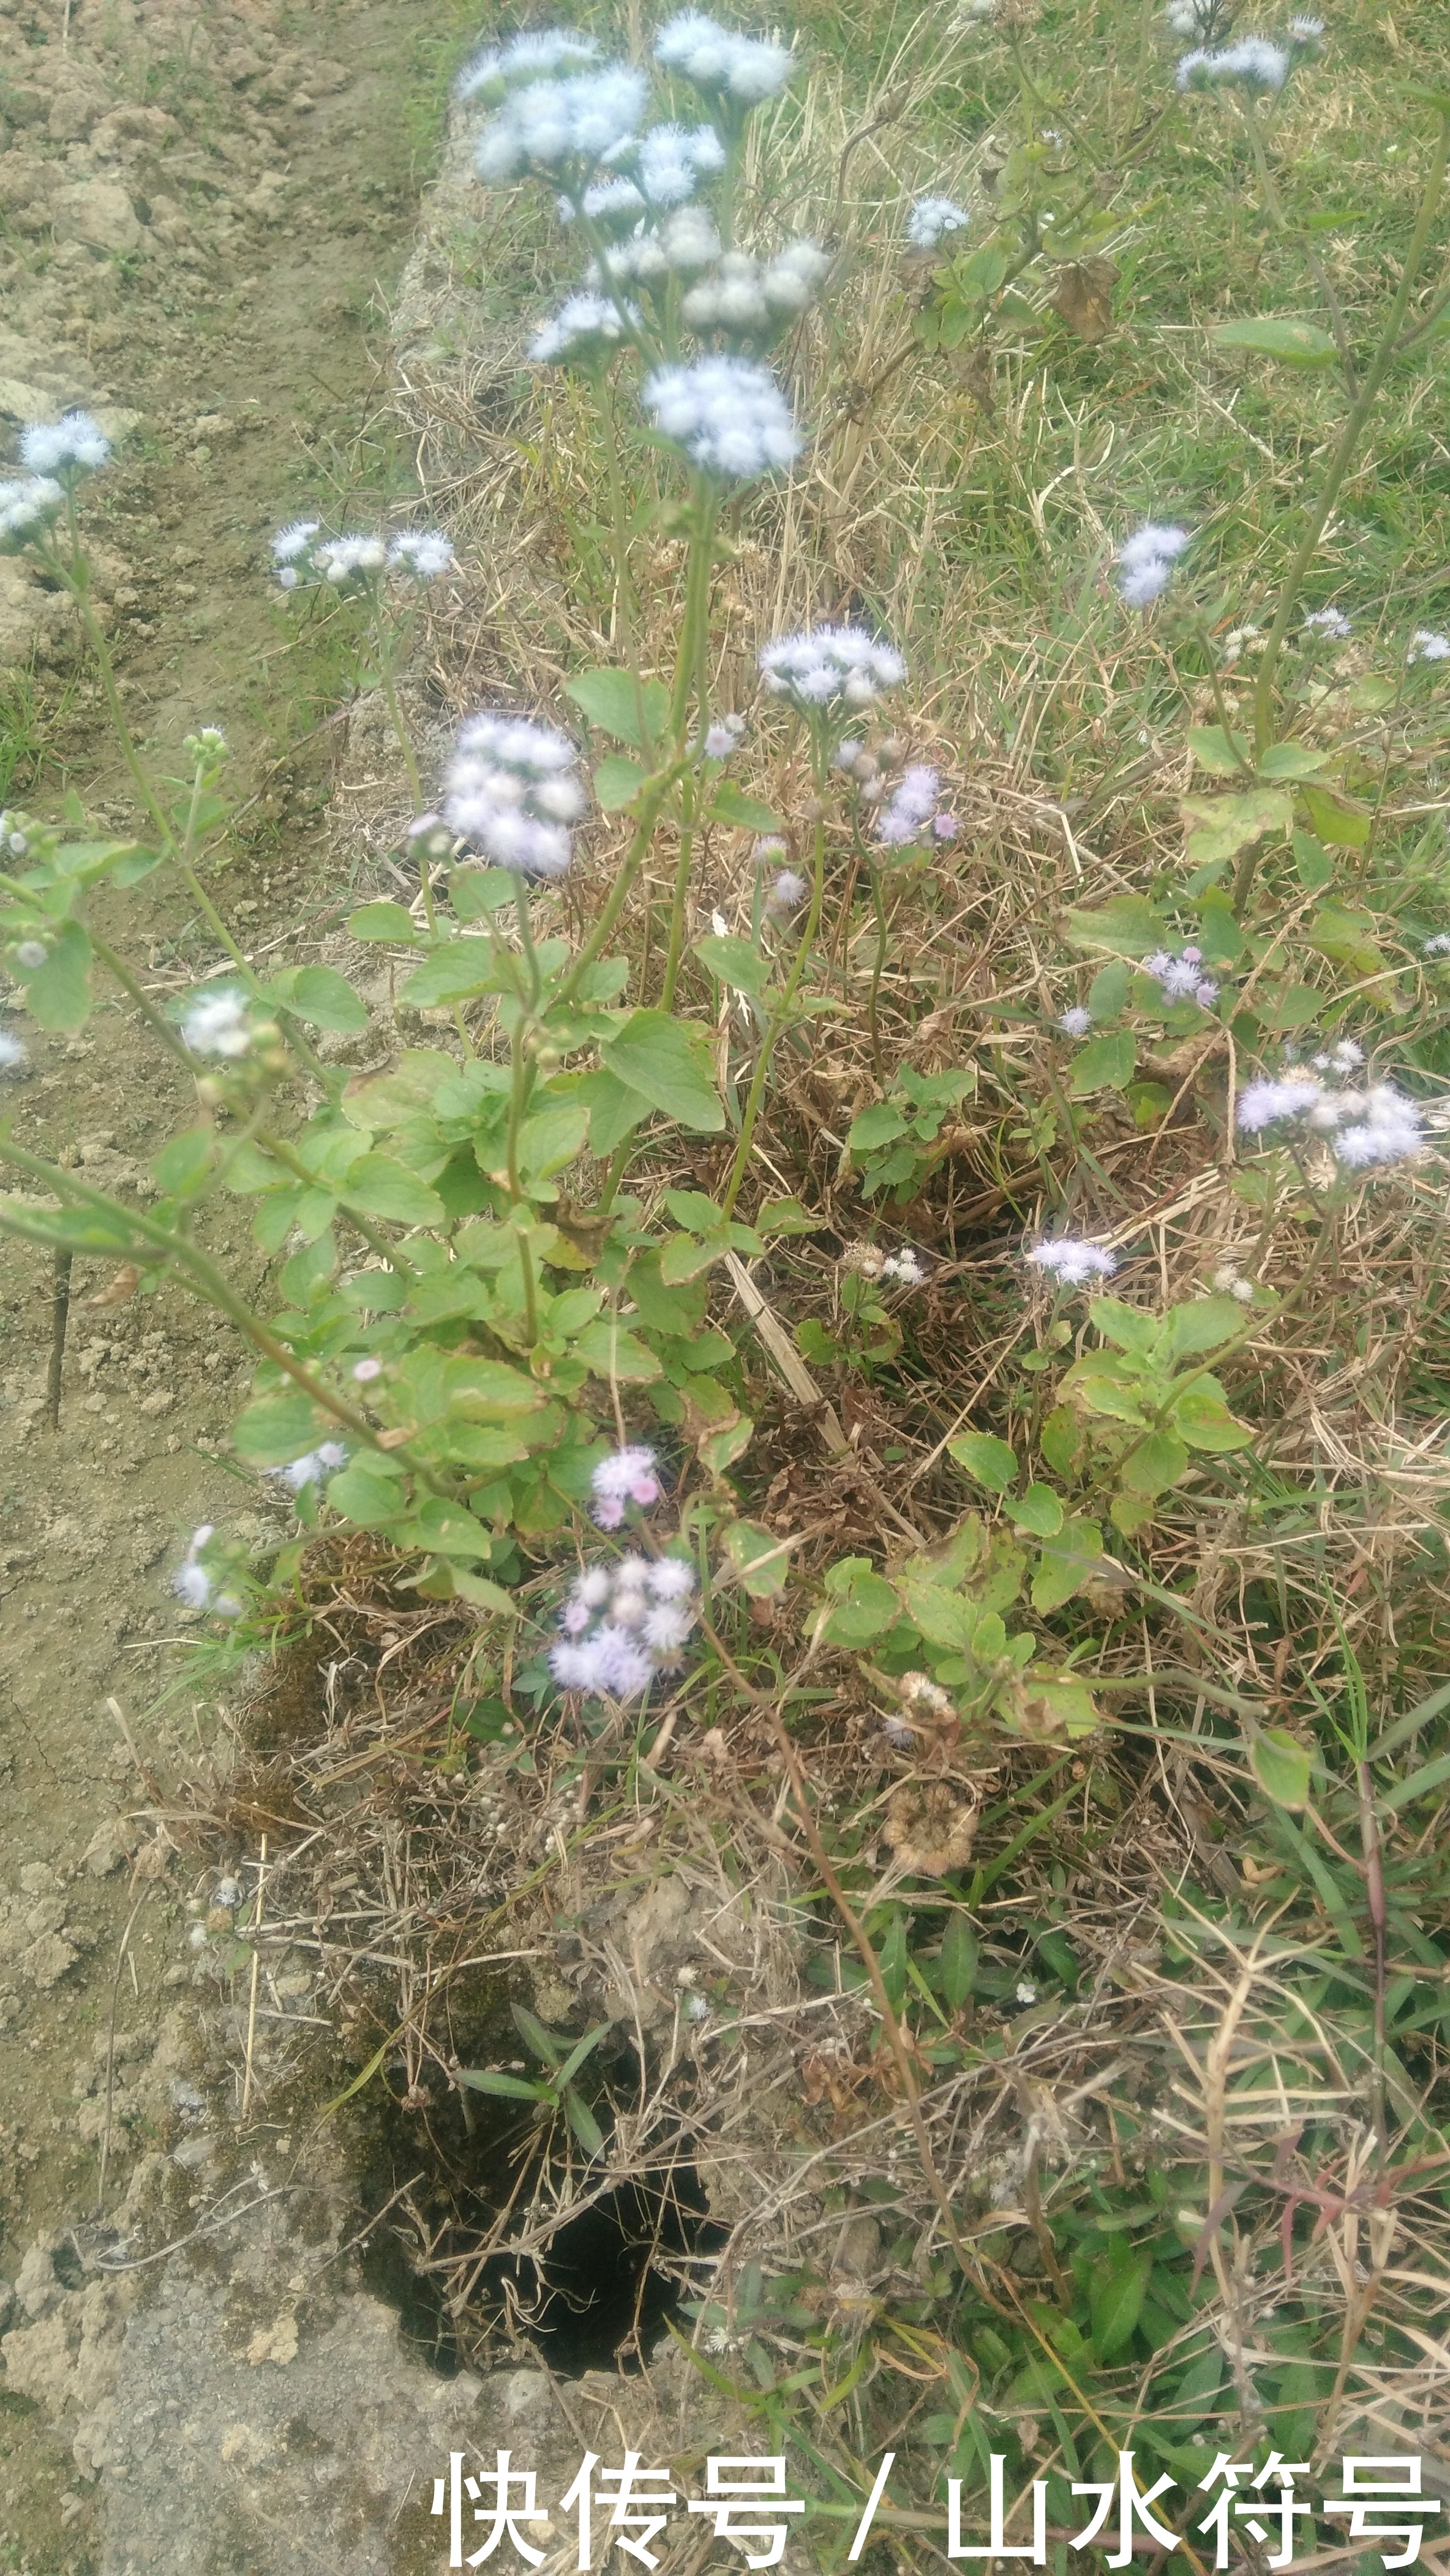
[{"xmin": 0, "ymin": 0, "xmax": 448, "ymax": 2558}]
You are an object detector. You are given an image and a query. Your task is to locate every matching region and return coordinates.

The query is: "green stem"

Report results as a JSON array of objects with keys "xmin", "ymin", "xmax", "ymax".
[
  {"xmin": 661, "ymin": 772, "xmax": 697, "ymax": 1013},
  {"xmin": 256, "ymin": 1132, "xmax": 420, "ymax": 1278},
  {"xmin": 866, "ymin": 860, "xmax": 889, "ymax": 1082},
  {"xmin": 1240, "ymin": 93, "xmax": 1358, "ymax": 393},
  {"xmin": 556, "ymin": 755, "xmax": 694, "ymax": 1009},
  {"xmin": 721, "ymin": 809, "xmax": 827, "ymax": 1219},
  {"xmin": 1247, "ymin": 112, "xmax": 1449, "ymax": 786}
]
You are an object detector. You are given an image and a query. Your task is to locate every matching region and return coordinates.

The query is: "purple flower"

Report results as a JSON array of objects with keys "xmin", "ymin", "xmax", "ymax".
[{"xmin": 590, "ymin": 1443, "xmax": 663, "ymax": 1530}]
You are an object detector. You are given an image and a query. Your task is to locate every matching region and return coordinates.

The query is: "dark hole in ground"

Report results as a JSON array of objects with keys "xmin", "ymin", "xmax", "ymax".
[{"xmin": 347, "ymin": 2002, "xmax": 724, "ymax": 2378}]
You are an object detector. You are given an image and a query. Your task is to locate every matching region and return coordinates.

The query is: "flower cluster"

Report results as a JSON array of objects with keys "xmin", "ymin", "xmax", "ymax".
[
  {"xmin": 550, "ymin": 1553, "xmax": 699, "ymax": 1698},
  {"xmin": 1059, "ymin": 1005, "xmax": 1092, "ymax": 1038},
  {"xmin": 457, "ymin": 28, "xmax": 601, "ymax": 105},
  {"xmin": 271, "ymin": 522, "xmax": 452, "ymax": 590},
  {"xmin": 681, "ymin": 239, "xmax": 831, "ymax": 337},
  {"xmin": 759, "ymin": 623, "xmax": 906, "ymax": 714},
  {"xmin": 568, "ymin": 121, "xmax": 725, "ymax": 222},
  {"xmin": 267, "ymin": 1442, "xmax": 348, "ymax": 1494},
  {"xmin": 704, "ymin": 714, "xmax": 746, "ymax": 757},
  {"xmin": 592, "ymin": 203, "xmax": 720, "ymax": 287},
  {"xmin": 591, "ymin": 1443, "xmax": 664, "ymax": 1530},
  {"xmin": 766, "ymin": 864, "xmax": 808, "ymax": 911},
  {"xmin": 1237, "ymin": 1074, "xmax": 1425, "ymax": 1169},
  {"xmin": 1410, "ymin": 630, "xmax": 1450, "ymax": 665},
  {"xmin": 0, "ymin": 476, "xmax": 64, "ymax": 548},
  {"xmin": 20, "ymin": 411, "xmax": 111, "ymax": 476},
  {"xmin": 0, "ymin": 1030, "xmax": 26, "ymax": 1074},
  {"xmin": 642, "ymin": 354, "xmax": 802, "ymax": 479},
  {"xmin": 1176, "ymin": 35, "xmax": 1292, "ymax": 90},
  {"xmin": 876, "ymin": 764, "xmax": 955, "ymax": 848},
  {"xmin": 475, "ymin": 64, "xmax": 649, "ymax": 187},
  {"xmin": 654, "ymin": 10, "xmax": 794, "ymax": 107},
  {"xmin": 1144, "ymin": 945, "xmax": 1219, "ymax": 1009},
  {"xmin": 1212, "ymin": 1264, "xmax": 1255, "ymax": 1303},
  {"xmin": 531, "ymin": 291, "xmax": 644, "ymax": 366},
  {"xmin": 1026, "ymin": 1238, "xmax": 1118, "ymax": 1286},
  {"xmin": 906, "ymin": 195, "xmax": 969, "ymax": 252},
  {"xmin": 441, "ymin": 712, "xmax": 587, "ymax": 878},
  {"xmin": 172, "ymin": 1526, "xmax": 243, "ymax": 1619},
  {"xmin": 180, "ymin": 985, "xmax": 260, "ymax": 1059},
  {"xmin": 1302, "ymin": 605, "xmax": 1351, "ymax": 640},
  {"xmin": 1117, "ymin": 520, "xmax": 1190, "ymax": 608}
]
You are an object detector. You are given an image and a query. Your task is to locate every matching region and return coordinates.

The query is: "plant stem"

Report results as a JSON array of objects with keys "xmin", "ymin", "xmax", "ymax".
[
  {"xmin": 721, "ymin": 809, "xmax": 826, "ymax": 1218},
  {"xmin": 1248, "ymin": 111, "xmax": 1449, "ymax": 780},
  {"xmin": 45, "ymin": 1251, "xmax": 73, "ymax": 1430}
]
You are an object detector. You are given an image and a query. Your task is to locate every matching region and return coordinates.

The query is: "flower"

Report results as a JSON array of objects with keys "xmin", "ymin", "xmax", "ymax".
[
  {"xmin": 1302, "ymin": 605, "xmax": 1351, "ymax": 640},
  {"xmin": 592, "ymin": 203, "xmax": 721, "ymax": 285},
  {"xmin": 351, "ymin": 1357, "xmax": 384, "ymax": 1382},
  {"xmin": 1235, "ymin": 1075, "xmax": 1324, "ymax": 1130},
  {"xmin": 1015, "ymin": 1980, "xmax": 1038, "ymax": 2005},
  {"xmin": 171, "ymin": 1526, "xmax": 243, "ymax": 1619},
  {"xmin": 268, "ymin": 1441, "xmax": 348, "ymax": 1493},
  {"xmin": 1117, "ymin": 520, "xmax": 1190, "ymax": 608},
  {"xmin": 1026, "ymin": 1238, "xmax": 1118, "ymax": 1285},
  {"xmin": 759, "ymin": 622, "xmax": 906, "ymax": 714},
  {"xmin": 1236, "ymin": 1074, "xmax": 1426, "ymax": 1170},
  {"xmin": 1177, "ymin": 35, "xmax": 1292, "ymax": 88},
  {"xmin": 272, "ymin": 517, "xmax": 320, "ymax": 564},
  {"xmin": 0, "ymin": 1030, "xmax": 26, "ymax": 1073},
  {"xmin": 767, "ymin": 867, "xmax": 807, "ymax": 910},
  {"xmin": 1059, "ymin": 1006, "xmax": 1092, "ymax": 1038},
  {"xmin": 387, "ymin": 529, "xmax": 454, "ymax": 577},
  {"xmin": 1144, "ymin": 948, "xmax": 1216, "ymax": 1007},
  {"xmin": 1333, "ymin": 1086, "xmax": 1424, "ymax": 1169},
  {"xmin": 1212, "ymin": 1265, "xmax": 1255, "ymax": 1302},
  {"xmin": 1410, "ymin": 630, "xmax": 1450, "ymax": 664},
  {"xmin": 0, "ymin": 476, "xmax": 64, "ymax": 544},
  {"xmin": 655, "ymin": 11, "xmax": 794, "ymax": 105},
  {"xmin": 1165, "ymin": 0, "xmax": 1216, "ymax": 31},
  {"xmin": 933, "ymin": 812, "xmax": 959, "ymax": 841},
  {"xmin": 682, "ymin": 240, "xmax": 831, "ymax": 334},
  {"xmin": 475, "ymin": 63, "xmax": 648, "ymax": 184},
  {"xmin": 1288, "ymin": 14, "xmax": 1324, "ymax": 40},
  {"xmin": 753, "ymin": 834, "xmax": 787, "ymax": 863},
  {"xmin": 907, "ymin": 195, "xmax": 969, "ymax": 251},
  {"xmin": 180, "ymin": 985, "xmax": 254, "ymax": 1058},
  {"xmin": 591, "ymin": 1443, "xmax": 664, "ymax": 1530},
  {"xmin": 314, "ymin": 533, "xmax": 388, "ymax": 586},
  {"xmin": 530, "ymin": 291, "xmax": 642, "ymax": 364},
  {"xmin": 13, "ymin": 940, "xmax": 47, "ymax": 970},
  {"xmin": 881, "ymin": 1246, "xmax": 925, "ymax": 1284},
  {"xmin": 441, "ymin": 711, "xmax": 587, "ymax": 878},
  {"xmin": 704, "ymin": 718, "xmax": 743, "ymax": 757},
  {"xmin": 606, "ymin": 119, "xmax": 727, "ymax": 208},
  {"xmin": 1425, "ymin": 933, "xmax": 1450, "ymax": 956},
  {"xmin": 876, "ymin": 763, "xmax": 941, "ymax": 848},
  {"xmin": 884, "ymin": 1780, "xmax": 979, "ymax": 1875},
  {"xmin": 19, "ymin": 410, "xmax": 110, "ymax": 475},
  {"xmin": 550, "ymin": 1551, "xmax": 699, "ymax": 1699},
  {"xmin": 457, "ymin": 28, "xmax": 602, "ymax": 104},
  {"xmin": 642, "ymin": 354, "xmax": 803, "ymax": 479}
]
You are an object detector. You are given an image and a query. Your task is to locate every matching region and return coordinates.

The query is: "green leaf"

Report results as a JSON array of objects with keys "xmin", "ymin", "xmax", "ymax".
[
  {"xmin": 756, "ymin": 1196, "xmax": 817, "ymax": 1237},
  {"xmin": 564, "ymin": 2089, "xmax": 607, "ymax": 2159},
  {"xmin": 699, "ymin": 1412, "xmax": 753, "ymax": 1473},
  {"xmin": 847, "ymin": 1101, "xmax": 907, "ymax": 1153},
  {"xmin": 325, "ymin": 1463, "xmax": 408, "ymax": 1526},
  {"xmin": 1087, "ymin": 959, "xmax": 1132, "ymax": 1017},
  {"xmin": 947, "ymin": 1432, "xmax": 1018, "ymax": 1494},
  {"xmin": 555, "ymin": 2021, "xmax": 612, "ymax": 2089},
  {"xmin": 1259, "ymin": 740, "xmax": 1329, "ymax": 780},
  {"xmin": 820, "ymin": 1561, "xmax": 898, "ymax": 1646},
  {"xmin": 1182, "ymin": 790, "xmax": 1291, "ymax": 872},
  {"xmin": 231, "ymin": 1393, "xmax": 325, "ymax": 1466},
  {"xmin": 564, "ymin": 667, "xmax": 669, "ymax": 751},
  {"xmin": 1160, "ymin": 1295, "xmax": 1246, "ymax": 1358},
  {"xmin": 571, "ymin": 1319, "xmax": 661, "ymax": 1381},
  {"xmin": 339, "ymin": 1156, "xmax": 446, "ymax": 1227},
  {"xmin": 397, "ymin": 943, "xmax": 494, "ymax": 1007},
  {"xmin": 512, "ymin": 2002, "xmax": 564, "ymax": 2064},
  {"xmin": 1299, "ymin": 782, "xmax": 1370, "ymax": 850},
  {"xmin": 1007, "ymin": 1483, "xmax": 1064, "ymax": 1538},
  {"xmin": 1250, "ymin": 1727, "xmax": 1312, "ymax": 1811},
  {"xmin": 1067, "ymin": 1030, "xmax": 1136, "ymax": 1097},
  {"xmin": 1170, "ymin": 1386, "xmax": 1255, "ymax": 1451},
  {"xmin": 1119, "ymin": 1429, "xmax": 1190, "ymax": 1496},
  {"xmin": 1089, "ymin": 1298, "xmax": 1157, "ymax": 1357},
  {"xmin": 575, "ymin": 1066, "xmax": 649, "ymax": 1156},
  {"xmin": 263, "ymin": 964, "xmax": 370, "ymax": 1034},
  {"xmin": 593, "ymin": 755, "xmax": 650, "ymax": 812},
  {"xmin": 1064, "ymin": 895, "xmax": 1168, "ymax": 957},
  {"xmin": 707, "ymin": 779, "xmax": 784, "ymax": 832},
  {"xmin": 694, "ymin": 932, "xmax": 768, "ymax": 998},
  {"xmin": 1031, "ymin": 1515, "xmax": 1104, "ymax": 1613},
  {"xmin": 721, "ymin": 1521, "xmax": 787, "ymax": 1598},
  {"xmin": 17, "ymin": 921, "xmax": 92, "ymax": 1031},
  {"xmin": 939, "ymin": 1914, "xmax": 978, "ymax": 2009},
  {"xmin": 1212, "ymin": 315, "xmax": 1339, "ymax": 370},
  {"xmin": 1091, "ymin": 2249, "xmax": 1151, "ymax": 2358},
  {"xmin": 457, "ymin": 2069, "xmax": 547, "ymax": 2102},
  {"xmin": 450, "ymin": 867, "xmax": 519, "ymax": 921},
  {"xmin": 1187, "ymin": 724, "xmax": 1252, "ymax": 776},
  {"xmin": 347, "ymin": 901, "xmax": 424, "ymax": 946},
  {"xmin": 1291, "ymin": 829, "xmax": 1335, "ymax": 893},
  {"xmin": 151, "ymin": 1126, "xmax": 214, "ymax": 1199},
  {"xmin": 601, "ymin": 1009, "xmax": 725, "ymax": 1133}
]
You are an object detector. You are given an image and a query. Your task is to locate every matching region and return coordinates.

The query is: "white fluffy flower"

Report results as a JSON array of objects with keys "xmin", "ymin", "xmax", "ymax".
[
  {"xmin": 1302, "ymin": 605, "xmax": 1351, "ymax": 640},
  {"xmin": 1118, "ymin": 520, "xmax": 1190, "ymax": 608},
  {"xmin": 1235, "ymin": 1075, "xmax": 1324, "ymax": 1131},
  {"xmin": 1026, "ymin": 1238, "xmax": 1118, "ymax": 1286},
  {"xmin": 593, "ymin": 203, "xmax": 722, "ymax": 286},
  {"xmin": 171, "ymin": 1526, "xmax": 242, "ymax": 1619},
  {"xmin": 441, "ymin": 711, "xmax": 586, "ymax": 878},
  {"xmin": 625, "ymin": 119, "xmax": 727, "ymax": 204},
  {"xmin": 642, "ymin": 354, "xmax": 803, "ymax": 479},
  {"xmin": 0, "ymin": 1030, "xmax": 26, "ymax": 1073},
  {"xmin": 387, "ymin": 529, "xmax": 454, "ymax": 578},
  {"xmin": 1177, "ymin": 35, "xmax": 1291, "ymax": 88},
  {"xmin": 759, "ymin": 622, "xmax": 906, "ymax": 714},
  {"xmin": 550, "ymin": 1548, "xmax": 699, "ymax": 1699},
  {"xmin": 1331, "ymin": 1086, "xmax": 1424, "ymax": 1170},
  {"xmin": 457, "ymin": 28, "xmax": 601, "ymax": 104},
  {"xmin": 0, "ymin": 476, "xmax": 64, "ymax": 543},
  {"xmin": 13, "ymin": 940, "xmax": 47, "ymax": 970},
  {"xmin": 591, "ymin": 1443, "xmax": 664, "ymax": 1529},
  {"xmin": 1410, "ymin": 630, "xmax": 1450, "ymax": 664},
  {"xmin": 876, "ymin": 764, "xmax": 941, "ymax": 848},
  {"xmin": 655, "ymin": 11, "xmax": 793, "ymax": 105},
  {"xmin": 268, "ymin": 1441, "xmax": 348, "ymax": 1493},
  {"xmin": 907, "ymin": 195, "xmax": 969, "ymax": 251},
  {"xmin": 314, "ymin": 533, "xmax": 388, "ymax": 586},
  {"xmin": 882, "ymin": 1246, "xmax": 926, "ymax": 1284},
  {"xmin": 1424, "ymin": 932, "xmax": 1450, "ymax": 956},
  {"xmin": 19, "ymin": 410, "xmax": 111, "ymax": 475},
  {"xmin": 768, "ymin": 867, "xmax": 808, "ymax": 910},
  {"xmin": 530, "ymin": 291, "xmax": 642, "ymax": 364},
  {"xmin": 1059, "ymin": 1006, "xmax": 1092, "ymax": 1038},
  {"xmin": 475, "ymin": 64, "xmax": 648, "ymax": 184},
  {"xmin": 1165, "ymin": 0, "xmax": 1216, "ymax": 32},
  {"xmin": 272, "ymin": 517, "xmax": 320, "ymax": 564},
  {"xmin": 181, "ymin": 986, "xmax": 254, "ymax": 1059}
]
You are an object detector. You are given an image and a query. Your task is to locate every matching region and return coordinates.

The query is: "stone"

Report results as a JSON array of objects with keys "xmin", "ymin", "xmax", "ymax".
[
  {"xmin": 49, "ymin": 181, "xmax": 141, "ymax": 255},
  {"xmin": 22, "ymin": 1930, "xmax": 79, "ymax": 1989},
  {"xmin": 14, "ymin": 2239, "xmax": 62, "ymax": 2322}
]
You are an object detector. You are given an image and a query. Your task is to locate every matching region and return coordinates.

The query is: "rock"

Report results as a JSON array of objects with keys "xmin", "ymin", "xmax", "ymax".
[
  {"xmin": 48, "ymin": 85, "xmax": 107, "ymax": 142},
  {"xmin": 23, "ymin": 1930, "xmax": 79, "ymax": 1990},
  {"xmin": 14, "ymin": 2239, "xmax": 62, "ymax": 2322},
  {"xmin": 19, "ymin": 1862, "xmax": 56, "ymax": 1895},
  {"xmin": 50, "ymin": 179, "xmax": 141, "ymax": 255},
  {"xmin": 138, "ymin": 1390, "xmax": 175, "ymax": 1417}
]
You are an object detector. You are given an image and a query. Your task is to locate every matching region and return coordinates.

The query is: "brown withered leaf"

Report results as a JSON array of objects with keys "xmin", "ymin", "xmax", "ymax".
[
  {"xmin": 89, "ymin": 1264, "xmax": 141, "ymax": 1306},
  {"xmin": 1048, "ymin": 258, "xmax": 1118, "ymax": 345}
]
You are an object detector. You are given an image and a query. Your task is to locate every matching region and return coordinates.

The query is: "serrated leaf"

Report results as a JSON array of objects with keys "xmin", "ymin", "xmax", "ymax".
[
  {"xmin": 339, "ymin": 1155, "xmax": 446, "ymax": 1227},
  {"xmin": 1259, "ymin": 740, "xmax": 1329, "ymax": 780},
  {"xmin": 571, "ymin": 1318, "xmax": 661, "ymax": 1381},
  {"xmin": 1064, "ymin": 895, "xmax": 1170, "ymax": 957},
  {"xmin": 17, "ymin": 920, "xmax": 92, "ymax": 1031},
  {"xmin": 397, "ymin": 942, "xmax": 494, "ymax": 1007},
  {"xmin": 151, "ymin": 1126, "xmax": 214, "ymax": 1199},
  {"xmin": 1119, "ymin": 1429, "xmax": 1189, "ymax": 1496},
  {"xmin": 348, "ymin": 901, "xmax": 425, "ymax": 945},
  {"xmin": 1299, "ymin": 782, "xmax": 1370, "ymax": 850},
  {"xmin": 1031, "ymin": 1515, "xmax": 1104, "ymax": 1613},
  {"xmin": 325, "ymin": 1463, "xmax": 408, "ymax": 1526},
  {"xmin": 231, "ymin": 1392, "xmax": 325, "ymax": 1465},
  {"xmin": 1160, "ymin": 1295, "xmax": 1245, "ymax": 1358},
  {"xmin": 1182, "ymin": 790, "xmax": 1291, "ymax": 871},
  {"xmin": 1007, "ymin": 1483, "xmax": 1064, "ymax": 1538},
  {"xmin": 722, "ymin": 1520, "xmax": 787, "ymax": 1598},
  {"xmin": 593, "ymin": 754, "xmax": 650, "ymax": 812},
  {"xmin": 263, "ymin": 964, "xmax": 370, "ymax": 1033},
  {"xmin": 699, "ymin": 1412, "xmax": 753, "ymax": 1473},
  {"xmin": 1213, "ymin": 315, "xmax": 1339, "ymax": 369},
  {"xmin": 707, "ymin": 779, "xmax": 784, "ymax": 832},
  {"xmin": 600, "ymin": 1009, "xmax": 725, "ymax": 1133},
  {"xmin": 1187, "ymin": 724, "xmax": 1252, "ymax": 776},
  {"xmin": 947, "ymin": 1431, "xmax": 1018, "ymax": 1494},
  {"xmin": 1250, "ymin": 1726, "xmax": 1312, "ymax": 1811},
  {"xmin": 694, "ymin": 932, "xmax": 768, "ymax": 998},
  {"xmin": 564, "ymin": 667, "xmax": 669, "ymax": 751},
  {"xmin": 575, "ymin": 1066, "xmax": 648, "ymax": 1157},
  {"xmin": 1170, "ymin": 1386, "xmax": 1254, "ymax": 1451},
  {"xmin": 1067, "ymin": 1030, "xmax": 1136, "ymax": 1097}
]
